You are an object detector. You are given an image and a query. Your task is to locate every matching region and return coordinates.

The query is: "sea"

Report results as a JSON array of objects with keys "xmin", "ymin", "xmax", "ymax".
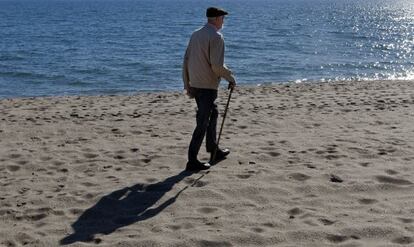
[{"xmin": 1, "ymin": 0, "xmax": 413, "ymax": 98}]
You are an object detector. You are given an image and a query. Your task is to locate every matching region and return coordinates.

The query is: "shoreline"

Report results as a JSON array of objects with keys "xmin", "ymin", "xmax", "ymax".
[
  {"xmin": 1, "ymin": 80, "xmax": 413, "ymax": 246},
  {"xmin": 1, "ymin": 79, "xmax": 413, "ymax": 101}
]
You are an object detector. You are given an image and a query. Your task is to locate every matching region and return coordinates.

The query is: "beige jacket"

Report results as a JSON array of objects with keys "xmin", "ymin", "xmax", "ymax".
[{"xmin": 183, "ymin": 23, "xmax": 235, "ymax": 91}]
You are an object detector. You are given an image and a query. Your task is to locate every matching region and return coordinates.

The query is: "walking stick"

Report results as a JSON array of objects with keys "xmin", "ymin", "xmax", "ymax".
[{"xmin": 211, "ymin": 87, "xmax": 234, "ymax": 164}]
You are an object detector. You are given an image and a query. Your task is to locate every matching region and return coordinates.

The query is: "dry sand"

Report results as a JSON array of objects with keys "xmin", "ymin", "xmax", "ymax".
[{"xmin": 0, "ymin": 80, "xmax": 413, "ymax": 247}]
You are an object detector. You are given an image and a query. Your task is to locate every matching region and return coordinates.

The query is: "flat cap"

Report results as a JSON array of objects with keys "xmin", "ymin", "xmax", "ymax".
[{"xmin": 206, "ymin": 7, "xmax": 228, "ymax": 18}]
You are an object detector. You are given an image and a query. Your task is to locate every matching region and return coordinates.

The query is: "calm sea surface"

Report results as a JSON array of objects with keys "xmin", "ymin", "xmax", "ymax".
[{"xmin": 1, "ymin": 0, "xmax": 414, "ymax": 98}]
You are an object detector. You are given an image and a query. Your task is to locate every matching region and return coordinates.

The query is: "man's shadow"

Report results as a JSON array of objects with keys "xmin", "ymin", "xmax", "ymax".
[{"xmin": 60, "ymin": 170, "xmax": 204, "ymax": 245}]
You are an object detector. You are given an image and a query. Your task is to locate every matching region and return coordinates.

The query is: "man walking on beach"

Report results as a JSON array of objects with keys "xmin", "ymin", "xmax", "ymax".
[{"xmin": 182, "ymin": 7, "xmax": 236, "ymax": 171}]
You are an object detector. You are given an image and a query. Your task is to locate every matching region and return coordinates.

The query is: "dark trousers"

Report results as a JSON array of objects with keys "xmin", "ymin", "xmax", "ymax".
[{"xmin": 188, "ymin": 88, "xmax": 218, "ymax": 162}]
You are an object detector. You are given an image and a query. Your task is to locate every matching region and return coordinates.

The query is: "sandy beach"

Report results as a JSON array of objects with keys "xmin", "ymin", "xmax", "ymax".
[{"xmin": 1, "ymin": 80, "xmax": 413, "ymax": 246}]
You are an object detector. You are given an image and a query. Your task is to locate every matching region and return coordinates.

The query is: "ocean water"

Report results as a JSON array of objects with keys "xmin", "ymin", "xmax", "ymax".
[{"xmin": 1, "ymin": 0, "xmax": 413, "ymax": 98}]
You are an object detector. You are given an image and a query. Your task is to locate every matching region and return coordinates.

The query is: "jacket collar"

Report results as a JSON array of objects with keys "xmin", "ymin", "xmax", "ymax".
[{"xmin": 205, "ymin": 22, "xmax": 218, "ymax": 31}]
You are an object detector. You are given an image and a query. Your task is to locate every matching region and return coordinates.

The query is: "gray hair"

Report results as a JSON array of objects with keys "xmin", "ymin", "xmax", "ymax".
[{"xmin": 207, "ymin": 17, "xmax": 218, "ymax": 22}]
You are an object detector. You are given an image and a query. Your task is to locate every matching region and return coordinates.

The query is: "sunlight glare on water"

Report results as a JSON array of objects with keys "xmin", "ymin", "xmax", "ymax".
[{"xmin": 0, "ymin": 0, "xmax": 413, "ymax": 98}]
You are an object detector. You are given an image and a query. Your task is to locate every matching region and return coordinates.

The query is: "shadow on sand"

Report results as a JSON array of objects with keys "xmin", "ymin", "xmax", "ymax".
[{"xmin": 60, "ymin": 170, "xmax": 205, "ymax": 245}]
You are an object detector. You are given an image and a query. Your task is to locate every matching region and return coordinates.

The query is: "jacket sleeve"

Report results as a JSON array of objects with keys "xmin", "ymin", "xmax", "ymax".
[
  {"xmin": 210, "ymin": 36, "xmax": 235, "ymax": 83},
  {"xmin": 211, "ymin": 64, "xmax": 235, "ymax": 83},
  {"xmin": 182, "ymin": 47, "xmax": 191, "ymax": 91}
]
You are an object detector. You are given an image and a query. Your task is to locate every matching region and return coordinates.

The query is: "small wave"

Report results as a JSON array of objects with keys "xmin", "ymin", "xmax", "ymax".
[
  {"xmin": 64, "ymin": 48, "xmax": 78, "ymax": 52},
  {"xmin": 117, "ymin": 61, "xmax": 146, "ymax": 67},
  {"xmin": 290, "ymin": 72, "xmax": 414, "ymax": 84},
  {"xmin": 71, "ymin": 67, "xmax": 110, "ymax": 75},
  {"xmin": 0, "ymin": 71, "xmax": 44, "ymax": 79},
  {"xmin": 67, "ymin": 80, "xmax": 92, "ymax": 87},
  {"xmin": 0, "ymin": 70, "xmax": 69, "ymax": 82},
  {"xmin": 0, "ymin": 54, "xmax": 25, "ymax": 61}
]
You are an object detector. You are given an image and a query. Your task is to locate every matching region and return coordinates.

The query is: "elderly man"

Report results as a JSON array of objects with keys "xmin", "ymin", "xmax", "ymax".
[{"xmin": 182, "ymin": 7, "xmax": 236, "ymax": 171}]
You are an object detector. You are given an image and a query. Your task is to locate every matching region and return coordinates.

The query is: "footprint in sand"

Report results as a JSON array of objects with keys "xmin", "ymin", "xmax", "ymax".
[
  {"xmin": 15, "ymin": 232, "xmax": 37, "ymax": 246},
  {"xmin": 131, "ymin": 130, "xmax": 143, "ymax": 135},
  {"xmin": 236, "ymin": 174, "xmax": 251, "ymax": 179},
  {"xmin": 319, "ymin": 218, "xmax": 335, "ymax": 225},
  {"xmin": 185, "ymin": 178, "xmax": 209, "ymax": 187},
  {"xmin": 375, "ymin": 175, "xmax": 412, "ymax": 185},
  {"xmin": 330, "ymin": 174, "xmax": 343, "ymax": 183},
  {"xmin": 83, "ymin": 193, "xmax": 96, "ymax": 200},
  {"xmin": 53, "ymin": 161, "xmax": 65, "ymax": 166},
  {"xmin": 145, "ymin": 178, "xmax": 157, "ymax": 183},
  {"xmin": 288, "ymin": 173, "xmax": 311, "ymax": 181},
  {"xmin": 197, "ymin": 207, "xmax": 218, "ymax": 214},
  {"xmin": 69, "ymin": 208, "xmax": 84, "ymax": 217},
  {"xmin": 196, "ymin": 240, "xmax": 232, "ymax": 247},
  {"xmin": 303, "ymin": 220, "xmax": 318, "ymax": 226},
  {"xmin": 262, "ymin": 222, "xmax": 277, "ymax": 228},
  {"xmin": 40, "ymin": 156, "xmax": 53, "ymax": 161},
  {"xmin": 385, "ymin": 169, "xmax": 398, "ymax": 175},
  {"xmin": 140, "ymin": 158, "xmax": 151, "ymax": 165},
  {"xmin": 398, "ymin": 218, "xmax": 414, "ymax": 224},
  {"xmin": 168, "ymin": 224, "xmax": 182, "ymax": 231},
  {"xmin": 92, "ymin": 238, "xmax": 103, "ymax": 244},
  {"xmin": 251, "ymin": 227, "xmax": 265, "ymax": 233},
  {"xmin": 6, "ymin": 165, "xmax": 20, "ymax": 172},
  {"xmin": 267, "ymin": 151, "xmax": 281, "ymax": 157},
  {"xmin": 288, "ymin": 207, "xmax": 303, "ymax": 218},
  {"xmin": 84, "ymin": 153, "xmax": 99, "ymax": 159},
  {"xmin": 82, "ymin": 182, "xmax": 97, "ymax": 187},
  {"xmin": 304, "ymin": 163, "xmax": 316, "ymax": 169},
  {"xmin": 9, "ymin": 153, "xmax": 22, "ymax": 159},
  {"xmin": 16, "ymin": 160, "xmax": 28, "ymax": 165},
  {"xmin": 192, "ymin": 180, "xmax": 208, "ymax": 187},
  {"xmin": 114, "ymin": 155, "xmax": 125, "ymax": 160},
  {"xmin": 325, "ymin": 154, "xmax": 343, "ymax": 160},
  {"xmin": 326, "ymin": 234, "xmax": 348, "ymax": 243},
  {"xmin": 25, "ymin": 213, "xmax": 48, "ymax": 221},
  {"xmin": 2, "ymin": 240, "xmax": 17, "ymax": 247},
  {"xmin": 392, "ymin": 236, "xmax": 413, "ymax": 245},
  {"xmin": 358, "ymin": 198, "xmax": 378, "ymax": 205}
]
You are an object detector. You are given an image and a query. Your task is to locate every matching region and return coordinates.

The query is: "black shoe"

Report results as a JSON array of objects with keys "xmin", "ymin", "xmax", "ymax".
[
  {"xmin": 185, "ymin": 160, "xmax": 210, "ymax": 172},
  {"xmin": 210, "ymin": 148, "xmax": 230, "ymax": 164}
]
